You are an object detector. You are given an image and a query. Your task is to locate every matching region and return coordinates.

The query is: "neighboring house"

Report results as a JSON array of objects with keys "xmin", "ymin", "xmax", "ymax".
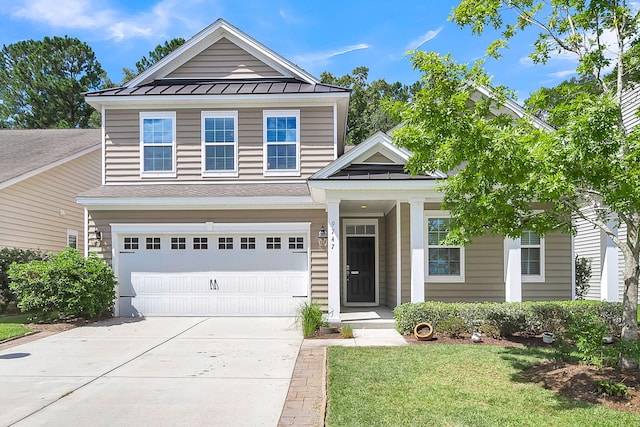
[
  {"xmin": 79, "ymin": 19, "xmax": 573, "ymax": 320},
  {"xmin": 574, "ymin": 86, "xmax": 640, "ymax": 302},
  {"xmin": 0, "ymin": 129, "xmax": 101, "ymax": 254}
]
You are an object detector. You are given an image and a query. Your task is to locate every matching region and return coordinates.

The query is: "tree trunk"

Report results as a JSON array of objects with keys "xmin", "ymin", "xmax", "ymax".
[{"xmin": 619, "ymin": 240, "xmax": 639, "ymax": 370}]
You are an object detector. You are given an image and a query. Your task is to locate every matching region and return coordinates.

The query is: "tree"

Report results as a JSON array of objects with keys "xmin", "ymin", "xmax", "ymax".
[
  {"xmin": 321, "ymin": 67, "xmax": 420, "ymax": 144},
  {"xmin": 389, "ymin": 1, "xmax": 640, "ymax": 368},
  {"xmin": 0, "ymin": 36, "xmax": 105, "ymax": 128},
  {"xmin": 121, "ymin": 38, "xmax": 185, "ymax": 84}
]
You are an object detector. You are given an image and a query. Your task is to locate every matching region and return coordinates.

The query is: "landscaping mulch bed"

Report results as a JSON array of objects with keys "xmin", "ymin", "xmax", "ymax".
[{"xmin": 405, "ymin": 332, "xmax": 640, "ymax": 415}]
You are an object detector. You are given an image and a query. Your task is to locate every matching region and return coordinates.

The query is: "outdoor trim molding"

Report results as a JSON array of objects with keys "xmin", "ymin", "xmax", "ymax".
[{"xmin": 78, "ymin": 196, "xmax": 320, "ymax": 210}]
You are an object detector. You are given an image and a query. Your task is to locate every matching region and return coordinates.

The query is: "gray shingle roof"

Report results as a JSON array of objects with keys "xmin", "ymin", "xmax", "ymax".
[
  {"xmin": 78, "ymin": 183, "xmax": 310, "ymax": 198},
  {"xmin": 317, "ymin": 164, "xmax": 447, "ymax": 180},
  {"xmin": 86, "ymin": 78, "xmax": 349, "ymax": 97},
  {"xmin": 0, "ymin": 129, "xmax": 101, "ymax": 185}
]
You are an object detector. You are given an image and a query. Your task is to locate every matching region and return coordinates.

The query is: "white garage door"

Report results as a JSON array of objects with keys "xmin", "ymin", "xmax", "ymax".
[{"xmin": 115, "ymin": 230, "xmax": 309, "ymax": 317}]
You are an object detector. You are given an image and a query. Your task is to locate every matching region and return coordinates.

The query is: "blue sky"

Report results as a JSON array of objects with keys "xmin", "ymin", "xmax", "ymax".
[{"xmin": 0, "ymin": 0, "xmax": 584, "ymax": 102}]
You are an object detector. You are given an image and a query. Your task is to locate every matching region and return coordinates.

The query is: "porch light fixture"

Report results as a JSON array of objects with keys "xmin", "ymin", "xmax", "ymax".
[
  {"xmin": 90, "ymin": 230, "xmax": 102, "ymax": 247},
  {"xmin": 318, "ymin": 226, "xmax": 328, "ymax": 249}
]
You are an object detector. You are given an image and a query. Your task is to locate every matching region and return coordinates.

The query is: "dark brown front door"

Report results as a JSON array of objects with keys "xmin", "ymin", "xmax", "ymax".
[{"xmin": 346, "ymin": 236, "xmax": 375, "ymax": 303}]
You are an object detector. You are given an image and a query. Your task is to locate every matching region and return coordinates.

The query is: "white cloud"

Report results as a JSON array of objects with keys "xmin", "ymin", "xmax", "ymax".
[
  {"xmin": 548, "ymin": 69, "xmax": 575, "ymax": 79},
  {"xmin": 9, "ymin": 0, "xmax": 208, "ymax": 42},
  {"xmin": 406, "ymin": 27, "xmax": 443, "ymax": 51},
  {"xmin": 293, "ymin": 44, "xmax": 371, "ymax": 64},
  {"xmin": 279, "ymin": 9, "xmax": 304, "ymax": 24}
]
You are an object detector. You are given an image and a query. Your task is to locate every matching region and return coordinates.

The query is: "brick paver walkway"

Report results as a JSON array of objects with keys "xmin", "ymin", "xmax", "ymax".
[{"xmin": 278, "ymin": 346, "xmax": 326, "ymax": 426}]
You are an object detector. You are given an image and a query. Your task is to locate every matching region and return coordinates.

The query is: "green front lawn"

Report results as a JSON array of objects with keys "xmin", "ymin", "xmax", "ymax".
[
  {"xmin": 327, "ymin": 345, "xmax": 639, "ymax": 427},
  {"xmin": 0, "ymin": 314, "xmax": 33, "ymax": 341}
]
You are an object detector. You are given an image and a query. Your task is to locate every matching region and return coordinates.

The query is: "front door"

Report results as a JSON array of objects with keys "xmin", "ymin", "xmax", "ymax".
[{"xmin": 346, "ymin": 236, "xmax": 376, "ymax": 303}]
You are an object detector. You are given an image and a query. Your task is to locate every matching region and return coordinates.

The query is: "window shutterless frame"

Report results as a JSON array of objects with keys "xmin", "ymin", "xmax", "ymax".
[
  {"xmin": 263, "ymin": 110, "xmax": 300, "ymax": 177},
  {"xmin": 201, "ymin": 111, "xmax": 238, "ymax": 177},
  {"xmin": 140, "ymin": 112, "xmax": 177, "ymax": 178},
  {"xmin": 424, "ymin": 212, "xmax": 465, "ymax": 283},
  {"xmin": 521, "ymin": 230, "xmax": 545, "ymax": 282}
]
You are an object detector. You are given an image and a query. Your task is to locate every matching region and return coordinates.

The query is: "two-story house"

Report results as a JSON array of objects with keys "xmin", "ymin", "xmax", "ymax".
[{"xmin": 79, "ymin": 19, "xmax": 573, "ymax": 321}]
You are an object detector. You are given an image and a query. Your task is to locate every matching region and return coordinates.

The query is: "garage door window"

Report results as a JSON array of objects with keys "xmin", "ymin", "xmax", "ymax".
[
  {"xmin": 171, "ymin": 237, "xmax": 186, "ymax": 250},
  {"xmin": 124, "ymin": 237, "xmax": 139, "ymax": 250},
  {"xmin": 266, "ymin": 237, "xmax": 281, "ymax": 249},
  {"xmin": 241, "ymin": 237, "xmax": 256, "ymax": 249},
  {"xmin": 219, "ymin": 237, "xmax": 233, "ymax": 249},
  {"xmin": 146, "ymin": 237, "xmax": 161, "ymax": 250},
  {"xmin": 289, "ymin": 237, "xmax": 304, "ymax": 249},
  {"xmin": 193, "ymin": 237, "xmax": 208, "ymax": 249}
]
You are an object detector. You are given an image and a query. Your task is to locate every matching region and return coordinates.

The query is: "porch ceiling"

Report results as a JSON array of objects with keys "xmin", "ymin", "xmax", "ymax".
[{"xmin": 340, "ymin": 199, "xmax": 396, "ymax": 216}]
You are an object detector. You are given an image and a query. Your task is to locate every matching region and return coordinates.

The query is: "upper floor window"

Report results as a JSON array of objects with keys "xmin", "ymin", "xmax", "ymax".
[
  {"xmin": 425, "ymin": 215, "xmax": 464, "ymax": 282},
  {"xmin": 263, "ymin": 110, "xmax": 300, "ymax": 176},
  {"xmin": 202, "ymin": 111, "xmax": 238, "ymax": 177},
  {"xmin": 140, "ymin": 112, "xmax": 176, "ymax": 177},
  {"xmin": 521, "ymin": 230, "xmax": 545, "ymax": 282}
]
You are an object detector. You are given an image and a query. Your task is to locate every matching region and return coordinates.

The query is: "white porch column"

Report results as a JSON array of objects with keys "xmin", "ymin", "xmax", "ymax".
[
  {"xmin": 396, "ymin": 200, "xmax": 403, "ymax": 307},
  {"xmin": 504, "ymin": 237, "xmax": 522, "ymax": 302},
  {"xmin": 327, "ymin": 199, "xmax": 341, "ymax": 322},
  {"xmin": 409, "ymin": 199, "xmax": 425, "ymax": 302},
  {"xmin": 600, "ymin": 228, "xmax": 619, "ymax": 302}
]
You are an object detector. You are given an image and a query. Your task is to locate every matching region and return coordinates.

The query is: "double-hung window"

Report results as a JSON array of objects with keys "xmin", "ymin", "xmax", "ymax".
[
  {"xmin": 521, "ymin": 230, "xmax": 544, "ymax": 282},
  {"xmin": 263, "ymin": 110, "xmax": 300, "ymax": 176},
  {"xmin": 202, "ymin": 111, "xmax": 238, "ymax": 177},
  {"xmin": 425, "ymin": 214, "xmax": 464, "ymax": 282},
  {"xmin": 140, "ymin": 112, "xmax": 176, "ymax": 177}
]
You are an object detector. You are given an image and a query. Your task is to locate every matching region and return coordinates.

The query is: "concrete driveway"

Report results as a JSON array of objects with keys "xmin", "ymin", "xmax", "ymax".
[{"xmin": 0, "ymin": 317, "xmax": 302, "ymax": 427}]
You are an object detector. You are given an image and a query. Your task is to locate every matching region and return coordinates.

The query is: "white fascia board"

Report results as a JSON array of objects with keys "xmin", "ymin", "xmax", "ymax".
[
  {"xmin": 77, "ymin": 196, "xmax": 320, "ymax": 210},
  {"xmin": 111, "ymin": 221, "xmax": 311, "ymax": 234},
  {"xmin": 0, "ymin": 144, "xmax": 101, "ymax": 191},
  {"xmin": 126, "ymin": 19, "xmax": 318, "ymax": 87},
  {"xmin": 308, "ymin": 179, "xmax": 440, "ymax": 192},
  {"xmin": 310, "ymin": 132, "xmax": 411, "ymax": 179},
  {"xmin": 85, "ymin": 92, "xmax": 350, "ymax": 110},
  {"xmin": 473, "ymin": 86, "xmax": 555, "ymax": 131}
]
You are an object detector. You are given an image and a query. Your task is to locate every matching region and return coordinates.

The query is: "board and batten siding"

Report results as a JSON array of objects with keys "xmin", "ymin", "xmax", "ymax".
[
  {"xmin": 0, "ymin": 149, "xmax": 101, "ymax": 253},
  {"xmin": 104, "ymin": 106, "xmax": 335, "ymax": 183},
  {"xmin": 87, "ymin": 209, "xmax": 328, "ymax": 306},
  {"xmin": 166, "ymin": 37, "xmax": 284, "ymax": 79}
]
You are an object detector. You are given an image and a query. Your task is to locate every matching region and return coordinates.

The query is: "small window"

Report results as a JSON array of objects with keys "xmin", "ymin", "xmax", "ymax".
[
  {"xmin": 288, "ymin": 237, "xmax": 304, "ymax": 249},
  {"xmin": 202, "ymin": 111, "xmax": 238, "ymax": 176},
  {"xmin": 263, "ymin": 110, "xmax": 300, "ymax": 176},
  {"xmin": 140, "ymin": 112, "xmax": 176, "ymax": 177},
  {"xmin": 241, "ymin": 237, "xmax": 256, "ymax": 250},
  {"xmin": 146, "ymin": 237, "xmax": 161, "ymax": 250},
  {"xmin": 218, "ymin": 237, "xmax": 233, "ymax": 250},
  {"xmin": 124, "ymin": 237, "xmax": 139, "ymax": 250},
  {"xmin": 266, "ymin": 237, "xmax": 281, "ymax": 249},
  {"xmin": 425, "ymin": 216, "xmax": 464, "ymax": 281},
  {"xmin": 193, "ymin": 237, "xmax": 208, "ymax": 250},
  {"xmin": 171, "ymin": 237, "xmax": 186, "ymax": 250},
  {"xmin": 521, "ymin": 230, "xmax": 544, "ymax": 281},
  {"xmin": 67, "ymin": 229, "xmax": 78, "ymax": 249}
]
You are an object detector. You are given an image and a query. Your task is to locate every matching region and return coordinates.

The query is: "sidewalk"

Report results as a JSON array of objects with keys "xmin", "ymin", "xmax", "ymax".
[{"xmin": 278, "ymin": 329, "xmax": 407, "ymax": 426}]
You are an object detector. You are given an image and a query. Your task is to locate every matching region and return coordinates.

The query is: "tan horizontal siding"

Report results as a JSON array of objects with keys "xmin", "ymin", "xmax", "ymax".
[
  {"xmin": 0, "ymin": 150, "xmax": 101, "ymax": 253},
  {"xmin": 425, "ymin": 233, "xmax": 505, "ymax": 302},
  {"xmin": 523, "ymin": 232, "xmax": 572, "ymax": 301},
  {"xmin": 385, "ymin": 205, "xmax": 398, "ymax": 308},
  {"xmin": 88, "ymin": 208, "xmax": 328, "ymax": 303},
  {"xmin": 104, "ymin": 106, "xmax": 335, "ymax": 183},
  {"xmin": 166, "ymin": 38, "xmax": 284, "ymax": 79}
]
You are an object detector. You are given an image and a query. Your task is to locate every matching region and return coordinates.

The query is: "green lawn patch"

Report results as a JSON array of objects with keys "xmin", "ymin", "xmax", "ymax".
[
  {"xmin": 326, "ymin": 345, "xmax": 640, "ymax": 427},
  {"xmin": 0, "ymin": 313, "xmax": 33, "ymax": 341}
]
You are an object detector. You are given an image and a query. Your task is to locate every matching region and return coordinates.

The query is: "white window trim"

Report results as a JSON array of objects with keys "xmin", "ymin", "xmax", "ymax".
[
  {"xmin": 66, "ymin": 229, "xmax": 78, "ymax": 249},
  {"xmin": 522, "ymin": 231, "xmax": 545, "ymax": 283},
  {"xmin": 424, "ymin": 211, "xmax": 465, "ymax": 283},
  {"xmin": 140, "ymin": 112, "xmax": 177, "ymax": 178},
  {"xmin": 201, "ymin": 111, "xmax": 239, "ymax": 177},
  {"xmin": 263, "ymin": 110, "xmax": 301, "ymax": 177}
]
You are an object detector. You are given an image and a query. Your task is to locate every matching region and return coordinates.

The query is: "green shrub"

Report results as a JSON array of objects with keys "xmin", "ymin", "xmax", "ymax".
[
  {"xmin": 8, "ymin": 248, "xmax": 116, "ymax": 320},
  {"xmin": 562, "ymin": 312, "xmax": 614, "ymax": 367},
  {"xmin": 296, "ymin": 301, "xmax": 323, "ymax": 338},
  {"xmin": 341, "ymin": 324, "xmax": 354, "ymax": 339},
  {"xmin": 0, "ymin": 247, "xmax": 49, "ymax": 311},
  {"xmin": 575, "ymin": 256, "xmax": 592, "ymax": 300},
  {"xmin": 437, "ymin": 316, "xmax": 468, "ymax": 338},
  {"xmin": 485, "ymin": 303, "xmax": 527, "ymax": 337},
  {"xmin": 479, "ymin": 322, "xmax": 502, "ymax": 339},
  {"xmin": 595, "ymin": 380, "xmax": 630, "ymax": 397}
]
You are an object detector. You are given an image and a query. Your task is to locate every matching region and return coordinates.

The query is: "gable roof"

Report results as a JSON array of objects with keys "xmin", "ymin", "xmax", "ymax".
[
  {"xmin": 0, "ymin": 129, "xmax": 101, "ymax": 189},
  {"xmin": 127, "ymin": 19, "xmax": 318, "ymax": 87}
]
